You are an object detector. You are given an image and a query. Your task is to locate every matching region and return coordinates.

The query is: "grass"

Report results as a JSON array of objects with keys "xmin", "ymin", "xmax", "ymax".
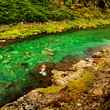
[{"xmin": 0, "ymin": 19, "xmax": 110, "ymax": 40}]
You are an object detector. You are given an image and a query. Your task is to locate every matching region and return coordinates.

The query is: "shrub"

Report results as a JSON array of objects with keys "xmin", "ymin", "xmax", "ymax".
[
  {"xmin": 0, "ymin": 0, "xmax": 74, "ymax": 24},
  {"xmin": 48, "ymin": 6, "xmax": 74, "ymax": 21},
  {"xmin": 0, "ymin": 0, "xmax": 49, "ymax": 24}
]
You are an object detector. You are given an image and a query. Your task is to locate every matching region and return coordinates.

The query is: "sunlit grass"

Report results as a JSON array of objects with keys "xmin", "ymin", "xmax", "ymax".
[{"xmin": 0, "ymin": 18, "xmax": 110, "ymax": 39}]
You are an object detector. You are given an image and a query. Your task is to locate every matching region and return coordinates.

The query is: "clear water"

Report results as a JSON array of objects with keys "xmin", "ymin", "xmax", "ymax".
[{"xmin": 0, "ymin": 27, "xmax": 110, "ymax": 105}]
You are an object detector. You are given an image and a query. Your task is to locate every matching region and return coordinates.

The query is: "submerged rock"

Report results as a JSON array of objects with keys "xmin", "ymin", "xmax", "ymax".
[{"xmin": 29, "ymin": 63, "xmax": 55, "ymax": 88}]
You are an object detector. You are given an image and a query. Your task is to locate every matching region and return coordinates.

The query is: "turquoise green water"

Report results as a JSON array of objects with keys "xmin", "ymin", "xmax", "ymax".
[{"xmin": 0, "ymin": 28, "xmax": 110, "ymax": 105}]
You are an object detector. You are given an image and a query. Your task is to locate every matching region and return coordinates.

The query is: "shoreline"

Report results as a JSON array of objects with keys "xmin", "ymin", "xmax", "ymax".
[{"xmin": 0, "ymin": 20, "xmax": 110, "ymax": 47}]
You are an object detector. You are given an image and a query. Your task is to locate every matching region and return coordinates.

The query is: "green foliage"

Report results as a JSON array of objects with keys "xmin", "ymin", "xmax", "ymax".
[
  {"xmin": 65, "ymin": 0, "xmax": 75, "ymax": 6},
  {"xmin": 0, "ymin": 0, "xmax": 110, "ymax": 24},
  {"xmin": 48, "ymin": 6, "xmax": 74, "ymax": 21},
  {"xmin": 0, "ymin": 0, "xmax": 75, "ymax": 24},
  {"xmin": 0, "ymin": 0, "xmax": 51, "ymax": 24}
]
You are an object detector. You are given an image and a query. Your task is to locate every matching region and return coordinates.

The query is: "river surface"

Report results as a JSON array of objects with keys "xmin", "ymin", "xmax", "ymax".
[{"xmin": 0, "ymin": 27, "xmax": 110, "ymax": 105}]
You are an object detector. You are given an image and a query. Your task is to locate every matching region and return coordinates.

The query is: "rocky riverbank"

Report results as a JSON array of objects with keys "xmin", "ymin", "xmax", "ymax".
[{"xmin": 1, "ymin": 46, "xmax": 110, "ymax": 110}]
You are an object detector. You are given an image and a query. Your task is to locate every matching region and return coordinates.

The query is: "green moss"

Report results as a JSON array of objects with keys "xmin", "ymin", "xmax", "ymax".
[
  {"xmin": 36, "ymin": 86, "xmax": 63, "ymax": 94},
  {"xmin": 67, "ymin": 70, "xmax": 95, "ymax": 93}
]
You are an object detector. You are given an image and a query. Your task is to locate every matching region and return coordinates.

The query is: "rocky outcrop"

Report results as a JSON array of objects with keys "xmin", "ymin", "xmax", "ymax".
[{"xmin": 1, "ymin": 46, "xmax": 110, "ymax": 110}]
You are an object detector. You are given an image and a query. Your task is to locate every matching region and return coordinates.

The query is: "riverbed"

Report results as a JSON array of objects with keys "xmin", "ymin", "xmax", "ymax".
[{"xmin": 0, "ymin": 27, "xmax": 110, "ymax": 105}]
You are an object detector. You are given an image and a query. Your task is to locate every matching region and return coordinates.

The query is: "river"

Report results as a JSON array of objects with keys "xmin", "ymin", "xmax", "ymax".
[{"xmin": 0, "ymin": 27, "xmax": 110, "ymax": 105}]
